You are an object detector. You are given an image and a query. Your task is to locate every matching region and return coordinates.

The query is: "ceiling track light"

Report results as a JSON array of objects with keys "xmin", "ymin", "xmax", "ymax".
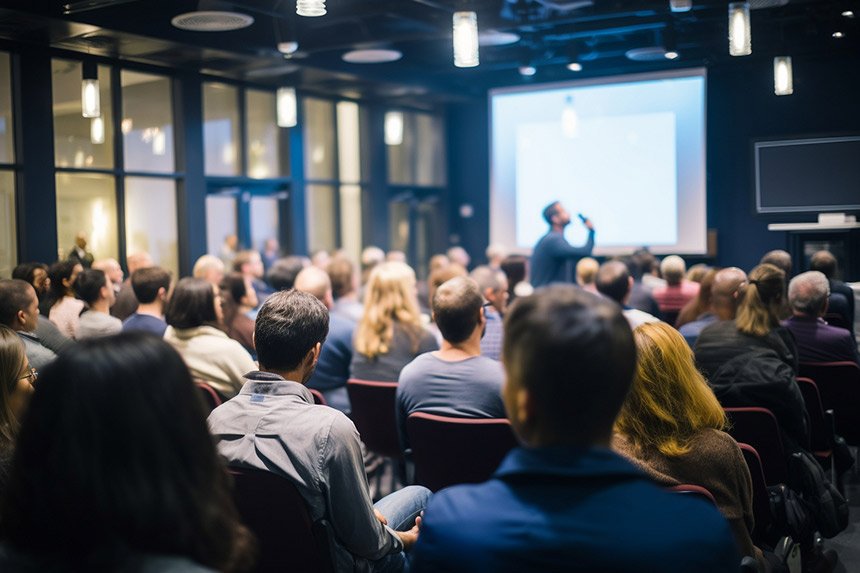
[
  {"xmin": 728, "ymin": 2, "xmax": 752, "ymax": 56},
  {"xmin": 773, "ymin": 56, "xmax": 793, "ymax": 96},
  {"xmin": 277, "ymin": 87, "xmax": 297, "ymax": 128},
  {"xmin": 567, "ymin": 62, "xmax": 583, "ymax": 72},
  {"xmin": 519, "ymin": 65, "xmax": 536, "ymax": 77},
  {"xmin": 453, "ymin": 11, "xmax": 479, "ymax": 68},
  {"xmin": 81, "ymin": 61, "xmax": 100, "ymax": 118},
  {"xmin": 296, "ymin": 0, "xmax": 325, "ymax": 17},
  {"xmin": 669, "ymin": 0, "xmax": 692, "ymax": 13}
]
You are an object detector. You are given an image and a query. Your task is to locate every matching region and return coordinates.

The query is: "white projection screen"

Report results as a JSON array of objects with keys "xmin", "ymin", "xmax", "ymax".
[{"xmin": 490, "ymin": 69, "xmax": 707, "ymax": 256}]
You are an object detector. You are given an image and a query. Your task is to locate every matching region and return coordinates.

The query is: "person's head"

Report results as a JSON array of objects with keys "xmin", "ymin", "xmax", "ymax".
[
  {"xmin": 470, "ymin": 266, "xmax": 509, "ymax": 315},
  {"xmin": 428, "ymin": 254, "xmax": 450, "ymax": 275},
  {"xmin": 0, "ymin": 280, "xmax": 40, "ymax": 333},
  {"xmin": 575, "ymin": 257, "xmax": 599, "ymax": 288},
  {"xmin": 595, "ymin": 260, "xmax": 632, "ymax": 305},
  {"xmin": 224, "ymin": 234, "xmax": 238, "ymax": 250},
  {"xmin": 311, "ymin": 250, "xmax": 331, "ymax": 269},
  {"xmin": 254, "ymin": 290, "xmax": 329, "ymax": 382},
  {"xmin": 126, "ymin": 251, "xmax": 153, "ymax": 275},
  {"xmin": 542, "ymin": 201, "xmax": 571, "ymax": 228},
  {"xmin": 386, "ymin": 250, "xmax": 406, "ymax": 263},
  {"xmin": 428, "ymin": 263, "xmax": 469, "ymax": 312},
  {"xmin": 500, "ymin": 255, "xmax": 528, "ymax": 295},
  {"xmin": 74, "ymin": 232, "xmax": 87, "ymax": 250},
  {"xmin": 92, "ymin": 258, "xmax": 123, "ymax": 285},
  {"xmin": 432, "ymin": 277, "xmax": 485, "ymax": 345},
  {"xmin": 131, "ymin": 267, "xmax": 172, "ymax": 306},
  {"xmin": 327, "ymin": 256, "xmax": 357, "ymax": 300},
  {"xmin": 660, "ymin": 255, "xmax": 686, "ymax": 286},
  {"xmin": 735, "ymin": 263, "xmax": 786, "ymax": 337},
  {"xmin": 485, "ymin": 244, "xmax": 508, "ymax": 268},
  {"xmin": 710, "ymin": 267, "xmax": 748, "ymax": 320},
  {"xmin": 0, "ymin": 325, "xmax": 34, "ymax": 445},
  {"xmin": 267, "ymin": 256, "xmax": 309, "ymax": 291},
  {"xmin": 788, "ymin": 271, "xmax": 831, "ymax": 318},
  {"xmin": 192, "ymin": 254, "xmax": 225, "ymax": 286},
  {"xmin": 233, "ymin": 250, "xmax": 264, "ymax": 279},
  {"xmin": 221, "ymin": 272, "xmax": 259, "ymax": 312},
  {"xmin": 355, "ymin": 262, "xmax": 423, "ymax": 360},
  {"xmin": 294, "ymin": 266, "xmax": 334, "ymax": 309},
  {"xmin": 760, "ymin": 249, "xmax": 792, "ymax": 276},
  {"xmin": 809, "ymin": 250, "xmax": 838, "ymax": 279},
  {"xmin": 12, "ymin": 263, "xmax": 49, "ymax": 297},
  {"xmin": 165, "ymin": 278, "xmax": 222, "ymax": 329},
  {"xmin": 685, "ymin": 263, "xmax": 710, "ymax": 284},
  {"xmin": 0, "ymin": 333, "xmax": 254, "ymax": 570},
  {"xmin": 632, "ymin": 248, "xmax": 659, "ymax": 278},
  {"xmin": 615, "ymin": 322, "xmax": 726, "ymax": 457},
  {"xmin": 446, "ymin": 246, "xmax": 471, "ymax": 269},
  {"xmin": 502, "ymin": 285, "xmax": 636, "ymax": 447},
  {"xmin": 48, "ymin": 260, "xmax": 82, "ymax": 300},
  {"xmin": 361, "ymin": 246, "xmax": 385, "ymax": 271},
  {"xmin": 75, "ymin": 269, "xmax": 115, "ymax": 308},
  {"xmin": 263, "ymin": 238, "xmax": 279, "ymax": 253}
]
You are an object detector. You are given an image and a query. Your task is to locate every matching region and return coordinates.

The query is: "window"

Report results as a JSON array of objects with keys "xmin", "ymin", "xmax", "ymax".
[
  {"xmin": 0, "ymin": 171, "xmax": 15, "ymax": 278},
  {"xmin": 0, "ymin": 52, "xmax": 14, "ymax": 164},
  {"xmin": 246, "ymin": 89, "xmax": 283, "ymax": 179},
  {"xmin": 305, "ymin": 184, "xmax": 337, "ymax": 254},
  {"xmin": 387, "ymin": 111, "xmax": 445, "ymax": 187},
  {"xmin": 304, "ymin": 98, "xmax": 335, "ymax": 180},
  {"xmin": 55, "ymin": 172, "xmax": 119, "ymax": 262},
  {"xmin": 52, "ymin": 60, "xmax": 114, "ymax": 169},
  {"xmin": 125, "ymin": 177, "xmax": 179, "ymax": 275},
  {"xmin": 122, "ymin": 71, "xmax": 174, "ymax": 173},
  {"xmin": 203, "ymin": 83, "xmax": 240, "ymax": 176}
]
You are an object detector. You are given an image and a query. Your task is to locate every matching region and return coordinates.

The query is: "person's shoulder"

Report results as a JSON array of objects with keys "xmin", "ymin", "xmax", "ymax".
[
  {"xmin": 398, "ymin": 353, "xmax": 435, "ymax": 383},
  {"xmin": 470, "ymin": 355, "xmax": 505, "ymax": 378}
]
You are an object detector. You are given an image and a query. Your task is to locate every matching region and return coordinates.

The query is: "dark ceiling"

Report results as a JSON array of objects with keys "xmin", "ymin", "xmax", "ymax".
[{"xmin": 0, "ymin": 0, "xmax": 857, "ymax": 105}]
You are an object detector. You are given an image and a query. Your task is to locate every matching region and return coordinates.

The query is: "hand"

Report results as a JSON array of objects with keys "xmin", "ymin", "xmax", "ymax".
[
  {"xmin": 374, "ymin": 509, "xmax": 388, "ymax": 526},
  {"xmin": 396, "ymin": 514, "xmax": 423, "ymax": 551},
  {"xmin": 584, "ymin": 218, "xmax": 595, "ymax": 231}
]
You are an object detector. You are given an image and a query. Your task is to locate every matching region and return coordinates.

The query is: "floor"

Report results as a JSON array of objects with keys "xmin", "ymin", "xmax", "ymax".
[{"xmin": 828, "ymin": 471, "xmax": 860, "ymax": 573}]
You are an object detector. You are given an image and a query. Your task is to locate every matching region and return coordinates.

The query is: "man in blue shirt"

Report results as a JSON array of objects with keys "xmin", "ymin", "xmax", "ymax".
[
  {"xmin": 122, "ymin": 267, "xmax": 171, "ymax": 337},
  {"xmin": 530, "ymin": 201, "xmax": 595, "ymax": 287},
  {"xmin": 411, "ymin": 285, "xmax": 741, "ymax": 573}
]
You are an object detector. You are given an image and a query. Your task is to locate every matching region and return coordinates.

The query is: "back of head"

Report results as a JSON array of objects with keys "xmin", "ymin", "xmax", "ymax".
[
  {"xmin": 432, "ymin": 277, "xmax": 483, "ymax": 344},
  {"xmin": 760, "ymin": 249, "xmax": 792, "ymax": 276},
  {"xmin": 131, "ymin": 267, "xmax": 171, "ymax": 304},
  {"xmin": 165, "ymin": 278, "xmax": 217, "ymax": 329},
  {"xmin": 75, "ymin": 269, "xmax": 108, "ymax": 306},
  {"xmin": 232, "ymin": 250, "xmax": 260, "ymax": 273},
  {"xmin": 736, "ymin": 263, "xmax": 785, "ymax": 337},
  {"xmin": 660, "ymin": 255, "xmax": 686, "ymax": 285},
  {"xmin": 710, "ymin": 267, "xmax": 748, "ymax": 318},
  {"xmin": 0, "ymin": 280, "xmax": 34, "ymax": 328},
  {"xmin": 220, "ymin": 272, "xmax": 249, "ymax": 307},
  {"xmin": 788, "ymin": 271, "xmax": 830, "ymax": 317},
  {"xmin": 470, "ymin": 265, "xmax": 503, "ymax": 295},
  {"xmin": 11, "ymin": 263, "xmax": 48, "ymax": 289},
  {"xmin": 126, "ymin": 252, "xmax": 153, "ymax": 274},
  {"xmin": 428, "ymin": 254, "xmax": 450, "ymax": 275},
  {"xmin": 575, "ymin": 257, "xmax": 599, "ymax": 287},
  {"xmin": 809, "ymin": 250, "xmax": 838, "ymax": 279},
  {"xmin": 632, "ymin": 249, "xmax": 657, "ymax": 276},
  {"xmin": 446, "ymin": 246, "xmax": 470, "ymax": 268},
  {"xmin": 47, "ymin": 260, "xmax": 79, "ymax": 301},
  {"xmin": 267, "ymin": 256, "xmax": 308, "ymax": 291},
  {"xmin": 685, "ymin": 264, "xmax": 710, "ymax": 284},
  {"xmin": 0, "ymin": 333, "xmax": 251, "ymax": 570},
  {"xmin": 255, "ymin": 290, "xmax": 329, "ymax": 373},
  {"xmin": 500, "ymin": 255, "xmax": 527, "ymax": 288},
  {"xmin": 192, "ymin": 254, "xmax": 224, "ymax": 281},
  {"xmin": 356, "ymin": 262, "xmax": 421, "ymax": 359},
  {"xmin": 485, "ymin": 243, "xmax": 507, "ymax": 264},
  {"xmin": 0, "ymin": 324, "xmax": 26, "ymax": 444},
  {"xmin": 327, "ymin": 256, "xmax": 356, "ymax": 299},
  {"xmin": 595, "ymin": 260, "xmax": 630, "ymax": 305},
  {"xmin": 503, "ymin": 285, "xmax": 635, "ymax": 446},
  {"xmin": 294, "ymin": 266, "xmax": 333, "ymax": 304},
  {"xmin": 615, "ymin": 322, "xmax": 726, "ymax": 457},
  {"xmin": 361, "ymin": 246, "xmax": 385, "ymax": 272}
]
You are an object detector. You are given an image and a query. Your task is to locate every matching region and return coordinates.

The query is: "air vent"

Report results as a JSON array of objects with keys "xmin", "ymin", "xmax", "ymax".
[
  {"xmin": 171, "ymin": 11, "xmax": 254, "ymax": 32},
  {"xmin": 749, "ymin": 0, "xmax": 789, "ymax": 8},
  {"xmin": 625, "ymin": 46, "xmax": 669, "ymax": 62}
]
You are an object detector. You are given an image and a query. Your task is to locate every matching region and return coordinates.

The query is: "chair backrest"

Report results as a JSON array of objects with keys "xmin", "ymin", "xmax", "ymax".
[
  {"xmin": 737, "ymin": 443, "xmax": 776, "ymax": 547},
  {"xmin": 309, "ymin": 388, "xmax": 327, "ymax": 406},
  {"xmin": 795, "ymin": 377, "xmax": 833, "ymax": 454},
  {"xmin": 724, "ymin": 407, "xmax": 789, "ymax": 486},
  {"xmin": 229, "ymin": 467, "xmax": 333, "ymax": 573},
  {"xmin": 666, "ymin": 484, "xmax": 717, "ymax": 506},
  {"xmin": 347, "ymin": 379, "xmax": 401, "ymax": 458},
  {"xmin": 823, "ymin": 312, "xmax": 850, "ymax": 331},
  {"xmin": 406, "ymin": 412, "xmax": 518, "ymax": 492},
  {"xmin": 195, "ymin": 381, "xmax": 222, "ymax": 413},
  {"xmin": 798, "ymin": 362, "xmax": 860, "ymax": 446}
]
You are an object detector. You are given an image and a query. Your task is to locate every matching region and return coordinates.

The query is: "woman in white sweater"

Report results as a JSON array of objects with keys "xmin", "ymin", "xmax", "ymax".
[{"xmin": 163, "ymin": 278, "xmax": 256, "ymax": 399}]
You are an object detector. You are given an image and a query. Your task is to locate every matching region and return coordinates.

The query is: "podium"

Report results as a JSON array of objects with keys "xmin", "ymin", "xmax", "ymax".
[{"xmin": 767, "ymin": 222, "xmax": 860, "ymax": 281}]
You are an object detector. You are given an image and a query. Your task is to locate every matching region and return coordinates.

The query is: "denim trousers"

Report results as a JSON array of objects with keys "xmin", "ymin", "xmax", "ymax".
[{"xmin": 371, "ymin": 485, "xmax": 432, "ymax": 573}]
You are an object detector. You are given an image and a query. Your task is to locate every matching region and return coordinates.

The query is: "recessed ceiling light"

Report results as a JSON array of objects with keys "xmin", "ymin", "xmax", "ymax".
[
  {"xmin": 664, "ymin": 50, "xmax": 680, "ymax": 60},
  {"xmin": 278, "ymin": 41, "xmax": 299, "ymax": 55},
  {"xmin": 342, "ymin": 49, "xmax": 403, "ymax": 64},
  {"xmin": 842, "ymin": 10, "xmax": 854, "ymax": 18},
  {"xmin": 171, "ymin": 11, "xmax": 254, "ymax": 32},
  {"xmin": 519, "ymin": 65, "xmax": 536, "ymax": 76},
  {"xmin": 833, "ymin": 31, "xmax": 845, "ymax": 38},
  {"xmin": 567, "ymin": 62, "xmax": 583, "ymax": 72},
  {"xmin": 625, "ymin": 46, "xmax": 671, "ymax": 61},
  {"xmin": 478, "ymin": 30, "xmax": 521, "ymax": 46}
]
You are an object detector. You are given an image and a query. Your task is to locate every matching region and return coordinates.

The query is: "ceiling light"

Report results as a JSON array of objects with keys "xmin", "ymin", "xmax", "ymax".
[
  {"xmin": 342, "ymin": 49, "xmax": 402, "ymax": 64},
  {"xmin": 842, "ymin": 10, "xmax": 854, "ymax": 18},
  {"xmin": 519, "ymin": 65, "xmax": 536, "ymax": 76},
  {"xmin": 567, "ymin": 62, "xmax": 583, "ymax": 72},
  {"xmin": 296, "ymin": 0, "xmax": 326, "ymax": 17},
  {"xmin": 664, "ymin": 50, "xmax": 679, "ymax": 60},
  {"xmin": 669, "ymin": 0, "xmax": 692, "ymax": 13},
  {"xmin": 81, "ymin": 61, "xmax": 100, "ymax": 118},
  {"xmin": 384, "ymin": 111, "xmax": 403, "ymax": 146},
  {"xmin": 90, "ymin": 116, "xmax": 105, "ymax": 144},
  {"xmin": 728, "ymin": 2, "xmax": 752, "ymax": 56},
  {"xmin": 453, "ymin": 11, "xmax": 479, "ymax": 68},
  {"xmin": 773, "ymin": 56, "xmax": 793, "ymax": 96},
  {"xmin": 171, "ymin": 11, "xmax": 254, "ymax": 31},
  {"xmin": 832, "ymin": 31, "xmax": 845, "ymax": 38},
  {"xmin": 478, "ymin": 30, "xmax": 520, "ymax": 46},
  {"xmin": 278, "ymin": 41, "xmax": 299, "ymax": 55},
  {"xmin": 277, "ymin": 88, "xmax": 297, "ymax": 128}
]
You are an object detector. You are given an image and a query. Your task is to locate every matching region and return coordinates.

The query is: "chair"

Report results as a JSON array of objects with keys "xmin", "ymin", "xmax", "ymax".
[
  {"xmin": 229, "ymin": 467, "xmax": 333, "ymax": 573},
  {"xmin": 724, "ymin": 407, "xmax": 790, "ymax": 486},
  {"xmin": 823, "ymin": 312, "xmax": 850, "ymax": 331},
  {"xmin": 795, "ymin": 377, "xmax": 835, "ymax": 476},
  {"xmin": 798, "ymin": 362, "xmax": 860, "ymax": 446},
  {"xmin": 309, "ymin": 388, "xmax": 327, "ymax": 406},
  {"xmin": 666, "ymin": 484, "xmax": 717, "ymax": 506},
  {"xmin": 738, "ymin": 443, "xmax": 778, "ymax": 546},
  {"xmin": 346, "ymin": 379, "xmax": 402, "ymax": 459},
  {"xmin": 195, "ymin": 381, "xmax": 222, "ymax": 413},
  {"xmin": 406, "ymin": 412, "xmax": 518, "ymax": 492}
]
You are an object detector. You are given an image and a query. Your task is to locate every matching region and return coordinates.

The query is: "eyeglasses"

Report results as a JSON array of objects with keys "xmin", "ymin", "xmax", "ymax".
[{"xmin": 18, "ymin": 367, "xmax": 37, "ymax": 384}]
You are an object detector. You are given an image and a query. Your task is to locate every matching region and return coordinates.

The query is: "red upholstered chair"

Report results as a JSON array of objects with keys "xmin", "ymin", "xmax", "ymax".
[
  {"xmin": 666, "ymin": 484, "xmax": 717, "ymax": 506},
  {"xmin": 195, "ymin": 381, "xmax": 222, "ymax": 413},
  {"xmin": 738, "ymin": 443, "xmax": 779, "ymax": 546},
  {"xmin": 724, "ymin": 407, "xmax": 790, "ymax": 486},
  {"xmin": 346, "ymin": 379, "xmax": 402, "ymax": 459},
  {"xmin": 309, "ymin": 388, "xmax": 327, "ymax": 406},
  {"xmin": 798, "ymin": 362, "xmax": 860, "ymax": 446},
  {"xmin": 795, "ymin": 377, "xmax": 835, "ymax": 476},
  {"xmin": 229, "ymin": 467, "xmax": 334, "ymax": 573},
  {"xmin": 406, "ymin": 412, "xmax": 518, "ymax": 492}
]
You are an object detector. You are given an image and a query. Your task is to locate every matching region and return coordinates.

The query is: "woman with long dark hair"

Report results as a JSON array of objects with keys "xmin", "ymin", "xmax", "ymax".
[
  {"xmin": 45, "ymin": 260, "xmax": 84, "ymax": 339},
  {"xmin": 220, "ymin": 272, "xmax": 257, "ymax": 356},
  {"xmin": 0, "ymin": 332, "xmax": 255, "ymax": 572}
]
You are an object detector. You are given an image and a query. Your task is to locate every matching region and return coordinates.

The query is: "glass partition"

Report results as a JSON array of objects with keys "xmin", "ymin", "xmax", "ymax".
[
  {"xmin": 203, "ymin": 83, "xmax": 240, "ymax": 176},
  {"xmin": 0, "ymin": 171, "xmax": 15, "ymax": 278},
  {"xmin": 206, "ymin": 193, "xmax": 238, "ymax": 257},
  {"xmin": 245, "ymin": 89, "xmax": 282, "ymax": 179},
  {"xmin": 121, "ymin": 70, "xmax": 174, "ymax": 173},
  {"xmin": 306, "ymin": 184, "xmax": 337, "ymax": 254},
  {"xmin": 387, "ymin": 111, "xmax": 445, "ymax": 187},
  {"xmin": 125, "ymin": 177, "xmax": 179, "ymax": 275},
  {"xmin": 304, "ymin": 98, "xmax": 335, "ymax": 180},
  {"xmin": 0, "ymin": 53, "xmax": 14, "ymax": 164},
  {"xmin": 250, "ymin": 195, "xmax": 280, "ymax": 254},
  {"xmin": 52, "ymin": 60, "xmax": 114, "ymax": 169},
  {"xmin": 55, "ymin": 172, "xmax": 118, "ymax": 262}
]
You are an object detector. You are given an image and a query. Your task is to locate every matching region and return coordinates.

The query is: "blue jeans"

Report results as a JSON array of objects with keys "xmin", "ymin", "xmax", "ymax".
[{"xmin": 371, "ymin": 485, "xmax": 432, "ymax": 573}]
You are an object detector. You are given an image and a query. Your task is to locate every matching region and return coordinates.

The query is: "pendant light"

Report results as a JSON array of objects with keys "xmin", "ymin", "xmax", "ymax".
[
  {"xmin": 81, "ymin": 61, "xmax": 100, "ymax": 118},
  {"xmin": 277, "ymin": 88, "xmax": 297, "ymax": 127},
  {"xmin": 728, "ymin": 2, "xmax": 752, "ymax": 56},
  {"xmin": 453, "ymin": 11, "xmax": 479, "ymax": 68}
]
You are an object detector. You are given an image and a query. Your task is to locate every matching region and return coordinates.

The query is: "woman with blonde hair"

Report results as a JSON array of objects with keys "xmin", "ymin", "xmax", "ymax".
[
  {"xmin": 613, "ymin": 322, "xmax": 765, "ymax": 569},
  {"xmin": 0, "ymin": 326, "xmax": 35, "ymax": 492},
  {"xmin": 351, "ymin": 262, "xmax": 438, "ymax": 381}
]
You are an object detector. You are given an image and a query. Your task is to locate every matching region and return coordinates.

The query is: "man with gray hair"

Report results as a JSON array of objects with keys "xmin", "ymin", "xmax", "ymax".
[
  {"xmin": 469, "ymin": 265, "xmax": 508, "ymax": 360},
  {"xmin": 783, "ymin": 271, "xmax": 859, "ymax": 365},
  {"xmin": 652, "ymin": 255, "xmax": 699, "ymax": 321}
]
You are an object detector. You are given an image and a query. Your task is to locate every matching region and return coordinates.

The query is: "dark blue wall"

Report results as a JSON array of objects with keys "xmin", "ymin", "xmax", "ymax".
[{"xmin": 448, "ymin": 51, "xmax": 860, "ymax": 271}]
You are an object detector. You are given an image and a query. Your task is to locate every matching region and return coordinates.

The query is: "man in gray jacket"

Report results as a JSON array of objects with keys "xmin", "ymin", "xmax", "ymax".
[{"xmin": 0, "ymin": 279, "xmax": 57, "ymax": 371}]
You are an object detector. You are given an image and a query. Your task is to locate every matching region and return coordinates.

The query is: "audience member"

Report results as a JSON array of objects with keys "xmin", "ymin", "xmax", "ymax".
[
  {"xmin": 446, "ymin": 246, "xmax": 471, "ymax": 270},
  {"xmin": 75, "ymin": 269, "xmax": 122, "ymax": 339},
  {"xmin": 219, "ymin": 234, "xmax": 238, "ymax": 268},
  {"xmin": 425, "ymin": 264, "xmax": 468, "ymax": 342},
  {"xmin": 193, "ymin": 254, "xmax": 226, "ymax": 286},
  {"xmin": 361, "ymin": 246, "xmax": 386, "ymax": 286},
  {"xmin": 295, "ymin": 266, "xmax": 356, "ymax": 413},
  {"xmin": 397, "ymin": 277, "xmax": 505, "ymax": 449},
  {"xmin": 575, "ymin": 257, "xmax": 599, "ymax": 293},
  {"xmin": 633, "ymin": 248, "xmax": 666, "ymax": 291},
  {"xmin": 91, "ymin": 258, "xmax": 123, "ymax": 296},
  {"xmin": 208, "ymin": 290, "xmax": 431, "ymax": 572},
  {"xmin": 760, "ymin": 249, "xmax": 792, "ymax": 277},
  {"xmin": 417, "ymin": 255, "xmax": 451, "ymax": 314},
  {"xmin": 428, "ymin": 254, "xmax": 450, "ymax": 274},
  {"xmin": 810, "ymin": 250, "xmax": 856, "ymax": 339},
  {"xmin": 311, "ymin": 249, "xmax": 332, "ymax": 269},
  {"xmin": 11, "ymin": 263, "xmax": 71, "ymax": 355},
  {"xmin": 260, "ymin": 237, "xmax": 280, "ymax": 271},
  {"xmin": 470, "ymin": 266, "xmax": 508, "ymax": 360},
  {"xmin": 111, "ymin": 251, "xmax": 153, "ymax": 321},
  {"xmin": 233, "ymin": 250, "xmax": 273, "ymax": 301},
  {"xmin": 411, "ymin": 285, "xmax": 739, "ymax": 572},
  {"xmin": 530, "ymin": 201, "xmax": 595, "ymax": 287},
  {"xmin": 66, "ymin": 232, "xmax": 94, "ymax": 269},
  {"xmin": 685, "ymin": 263, "xmax": 711, "ymax": 284},
  {"xmin": 613, "ymin": 322, "xmax": 764, "ymax": 569},
  {"xmin": 219, "ymin": 273, "xmax": 257, "ymax": 356},
  {"xmin": 352, "ymin": 262, "xmax": 438, "ymax": 382},
  {"xmin": 0, "ymin": 280, "xmax": 56, "ymax": 371},
  {"xmin": 122, "ymin": 267, "xmax": 170, "ymax": 337},
  {"xmin": 0, "ymin": 333, "xmax": 254, "ymax": 571},
  {"xmin": 0, "ymin": 326, "xmax": 34, "ymax": 493},
  {"xmin": 595, "ymin": 260, "xmax": 660, "ymax": 329},
  {"xmin": 46, "ymin": 260, "xmax": 84, "ymax": 340},
  {"xmin": 622, "ymin": 254, "xmax": 663, "ymax": 318},
  {"xmin": 652, "ymin": 255, "xmax": 700, "ymax": 320},
  {"xmin": 679, "ymin": 267, "xmax": 746, "ymax": 348},
  {"xmin": 485, "ymin": 244, "xmax": 507, "ymax": 271},
  {"xmin": 328, "ymin": 255, "xmax": 364, "ymax": 323},
  {"xmin": 164, "ymin": 278, "xmax": 256, "ymax": 399},
  {"xmin": 676, "ymin": 267, "xmax": 718, "ymax": 328},
  {"xmin": 266, "ymin": 256, "xmax": 308, "ymax": 292},
  {"xmin": 783, "ymin": 271, "xmax": 859, "ymax": 365}
]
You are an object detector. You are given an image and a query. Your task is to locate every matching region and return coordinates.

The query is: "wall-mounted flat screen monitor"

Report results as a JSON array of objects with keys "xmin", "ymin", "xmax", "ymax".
[{"xmin": 755, "ymin": 136, "xmax": 860, "ymax": 214}]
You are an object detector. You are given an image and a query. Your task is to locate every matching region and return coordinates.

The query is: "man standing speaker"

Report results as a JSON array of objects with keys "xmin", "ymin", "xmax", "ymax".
[{"xmin": 530, "ymin": 201, "xmax": 595, "ymax": 287}]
